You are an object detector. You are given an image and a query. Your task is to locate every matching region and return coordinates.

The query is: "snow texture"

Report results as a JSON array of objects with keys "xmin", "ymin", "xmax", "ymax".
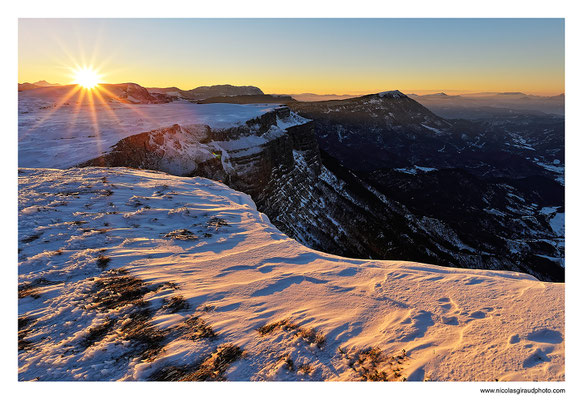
[
  {"xmin": 394, "ymin": 165, "xmax": 437, "ymax": 175},
  {"xmin": 18, "ymin": 167, "xmax": 564, "ymax": 381},
  {"xmin": 19, "ymin": 99, "xmax": 277, "ymax": 169}
]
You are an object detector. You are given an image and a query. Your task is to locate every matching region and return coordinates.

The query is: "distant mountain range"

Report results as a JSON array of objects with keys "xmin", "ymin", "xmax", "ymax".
[
  {"xmin": 18, "ymin": 80, "xmax": 61, "ymax": 91},
  {"xmin": 407, "ymin": 92, "xmax": 565, "ymax": 118},
  {"xmin": 18, "ymin": 82, "xmax": 265, "ymax": 104},
  {"xmin": 147, "ymin": 84, "xmax": 264, "ymax": 100},
  {"xmin": 18, "ymin": 83, "xmax": 171, "ymax": 105},
  {"xmin": 18, "ymin": 81, "xmax": 565, "ymax": 117},
  {"xmin": 284, "ymin": 93, "xmax": 359, "ymax": 102}
]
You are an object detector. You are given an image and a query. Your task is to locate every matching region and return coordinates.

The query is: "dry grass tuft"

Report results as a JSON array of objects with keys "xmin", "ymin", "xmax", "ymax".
[
  {"xmin": 91, "ymin": 269, "xmax": 148, "ymax": 311},
  {"xmin": 119, "ymin": 309, "xmax": 166, "ymax": 361},
  {"xmin": 298, "ymin": 363, "xmax": 313, "ymax": 375},
  {"xmin": 148, "ymin": 343, "xmax": 243, "ymax": 381},
  {"xmin": 257, "ymin": 318, "xmax": 325, "ymax": 349},
  {"xmin": 96, "ymin": 254, "xmax": 111, "ymax": 269},
  {"xmin": 257, "ymin": 318, "xmax": 298, "ymax": 335},
  {"xmin": 164, "ymin": 229, "xmax": 198, "ymax": 241},
  {"xmin": 296, "ymin": 327, "xmax": 326, "ymax": 349},
  {"xmin": 18, "ymin": 316, "xmax": 36, "ymax": 351},
  {"xmin": 178, "ymin": 315, "xmax": 216, "ymax": 339},
  {"xmin": 187, "ymin": 343, "xmax": 243, "ymax": 381},
  {"xmin": 161, "ymin": 295, "xmax": 189, "ymax": 313},
  {"xmin": 21, "ymin": 233, "xmax": 42, "ymax": 243},
  {"xmin": 341, "ymin": 346, "xmax": 409, "ymax": 381},
  {"xmin": 81, "ymin": 318, "xmax": 115, "ymax": 348},
  {"xmin": 207, "ymin": 217, "xmax": 229, "ymax": 229}
]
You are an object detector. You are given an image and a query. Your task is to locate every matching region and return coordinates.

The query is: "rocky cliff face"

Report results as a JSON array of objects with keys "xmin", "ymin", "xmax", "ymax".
[
  {"xmin": 287, "ymin": 92, "xmax": 561, "ymax": 180},
  {"xmin": 80, "ymin": 101, "xmax": 564, "ymax": 282},
  {"xmin": 286, "ymin": 92, "xmax": 564, "ymax": 281},
  {"xmin": 80, "ymin": 107, "xmax": 312, "ymax": 198}
]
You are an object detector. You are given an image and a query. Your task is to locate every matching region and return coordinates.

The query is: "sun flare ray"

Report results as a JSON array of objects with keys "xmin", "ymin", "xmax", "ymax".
[
  {"xmin": 85, "ymin": 87, "xmax": 103, "ymax": 157},
  {"xmin": 97, "ymin": 85, "xmax": 161, "ymax": 127},
  {"xmin": 21, "ymin": 85, "xmax": 83, "ymax": 138},
  {"xmin": 92, "ymin": 88, "xmax": 129, "ymax": 136},
  {"xmin": 65, "ymin": 87, "xmax": 87, "ymax": 139}
]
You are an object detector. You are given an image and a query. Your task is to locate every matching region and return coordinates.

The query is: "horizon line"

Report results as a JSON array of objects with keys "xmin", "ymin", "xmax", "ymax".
[{"xmin": 18, "ymin": 81, "xmax": 565, "ymax": 98}]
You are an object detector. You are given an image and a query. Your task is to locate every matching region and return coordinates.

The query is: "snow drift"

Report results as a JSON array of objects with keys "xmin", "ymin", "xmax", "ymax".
[{"xmin": 18, "ymin": 167, "xmax": 564, "ymax": 381}]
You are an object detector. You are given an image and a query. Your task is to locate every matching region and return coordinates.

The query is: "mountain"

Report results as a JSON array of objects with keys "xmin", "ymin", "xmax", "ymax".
[
  {"xmin": 287, "ymin": 91, "xmax": 563, "ymax": 180},
  {"xmin": 188, "ymin": 84, "xmax": 263, "ymax": 98},
  {"xmin": 408, "ymin": 92, "xmax": 565, "ymax": 118},
  {"xmin": 77, "ymin": 102, "xmax": 563, "ymax": 281},
  {"xmin": 285, "ymin": 93, "xmax": 358, "ymax": 102},
  {"xmin": 18, "ymin": 87, "xmax": 565, "ymax": 282},
  {"xmin": 196, "ymin": 94, "xmax": 294, "ymax": 104},
  {"xmin": 18, "ymin": 98, "xmax": 281, "ymax": 169},
  {"xmin": 287, "ymin": 91, "xmax": 454, "ymax": 171},
  {"xmin": 18, "ymin": 166, "xmax": 564, "ymax": 381},
  {"xmin": 18, "ymin": 80, "xmax": 60, "ymax": 91},
  {"xmin": 148, "ymin": 84, "xmax": 264, "ymax": 101},
  {"xmin": 102, "ymin": 83, "xmax": 173, "ymax": 103},
  {"xmin": 33, "ymin": 80, "xmax": 60, "ymax": 87},
  {"xmin": 80, "ymin": 106, "xmax": 311, "ymax": 185},
  {"xmin": 18, "ymin": 83, "xmax": 172, "ymax": 108},
  {"xmin": 285, "ymin": 92, "xmax": 564, "ymax": 280}
]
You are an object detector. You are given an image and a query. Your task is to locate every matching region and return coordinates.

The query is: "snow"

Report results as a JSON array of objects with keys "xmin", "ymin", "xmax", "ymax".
[
  {"xmin": 420, "ymin": 124, "xmax": 443, "ymax": 134},
  {"xmin": 540, "ymin": 206, "xmax": 559, "ymax": 216},
  {"xmin": 145, "ymin": 124, "xmax": 215, "ymax": 176},
  {"xmin": 537, "ymin": 162, "xmax": 564, "ymax": 174},
  {"xmin": 549, "ymin": 213, "xmax": 565, "ymax": 237},
  {"xmin": 18, "ymin": 98, "xmax": 277, "ymax": 169},
  {"xmin": 539, "ymin": 206, "xmax": 565, "ymax": 237},
  {"xmin": 535, "ymin": 161, "xmax": 564, "ymax": 185},
  {"xmin": 508, "ymin": 133, "xmax": 535, "ymax": 151},
  {"xmin": 210, "ymin": 121, "xmax": 299, "ymax": 163},
  {"xmin": 484, "ymin": 208, "xmax": 506, "ymax": 217},
  {"xmin": 18, "ymin": 167, "xmax": 564, "ymax": 381},
  {"xmin": 378, "ymin": 90, "xmax": 405, "ymax": 99},
  {"xmin": 395, "ymin": 165, "xmax": 437, "ymax": 175},
  {"xmin": 276, "ymin": 113, "xmax": 310, "ymax": 130}
]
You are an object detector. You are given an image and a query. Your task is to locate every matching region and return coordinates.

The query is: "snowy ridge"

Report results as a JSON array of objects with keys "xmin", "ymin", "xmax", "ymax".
[
  {"xmin": 378, "ymin": 90, "xmax": 406, "ymax": 99},
  {"xmin": 18, "ymin": 167, "xmax": 564, "ymax": 381},
  {"xmin": 18, "ymin": 100, "xmax": 278, "ymax": 169}
]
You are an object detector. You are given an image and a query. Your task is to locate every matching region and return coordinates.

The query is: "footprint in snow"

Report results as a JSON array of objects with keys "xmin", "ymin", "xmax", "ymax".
[
  {"xmin": 508, "ymin": 334, "xmax": 520, "ymax": 344},
  {"xmin": 441, "ymin": 316, "xmax": 459, "ymax": 325},
  {"xmin": 526, "ymin": 329, "xmax": 563, "ymax": 344},
  {"xmin": 523, "ymin": 347, "xmax": 553, "ymax": 368}
]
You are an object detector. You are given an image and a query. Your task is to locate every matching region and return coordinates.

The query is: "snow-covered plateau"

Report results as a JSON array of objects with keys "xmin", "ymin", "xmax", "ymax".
[
  {"xmin": 18, "ymin": 167, "xmax": 564, "ymax": 381},
  {"xmin": 18, "ymin": 99, "xmax": 278, "ymax": 169}
]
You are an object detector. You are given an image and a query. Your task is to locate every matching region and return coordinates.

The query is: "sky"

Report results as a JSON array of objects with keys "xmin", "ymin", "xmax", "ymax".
[{"xmin": 18, "ymin": 18, "xmax": 564, "ymax": 95}]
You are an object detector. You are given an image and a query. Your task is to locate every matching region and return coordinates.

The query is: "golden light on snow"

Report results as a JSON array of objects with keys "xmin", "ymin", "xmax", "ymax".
[{"xmin": 72, "ymin": 66, "xmax": 101, "ymax": 89}]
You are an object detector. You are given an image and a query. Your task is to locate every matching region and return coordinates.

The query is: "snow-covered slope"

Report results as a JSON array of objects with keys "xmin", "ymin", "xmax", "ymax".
[
  {"xmin": 18, "ymin": 99, "xmax": 278, "ymax": 169},
  {"xmin": 18, "ymin": 167, "xmax": 564, "ymax": 381}
]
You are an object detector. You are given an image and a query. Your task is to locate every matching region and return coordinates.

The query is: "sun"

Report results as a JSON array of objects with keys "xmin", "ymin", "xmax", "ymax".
[{"xmin": 72, "ymin": 67, "xmax": 101, "ymax": 89}]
